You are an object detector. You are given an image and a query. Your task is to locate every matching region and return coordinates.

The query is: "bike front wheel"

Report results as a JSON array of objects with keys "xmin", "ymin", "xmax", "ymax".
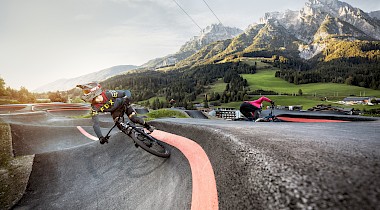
[{"xmin": 133, "ymin": 129, "xmax": 170, "ymax": 158}]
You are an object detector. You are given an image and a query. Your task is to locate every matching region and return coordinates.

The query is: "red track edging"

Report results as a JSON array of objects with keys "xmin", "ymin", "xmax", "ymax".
[
  {"xmin": 277, "ymin": 116, "xmax": 348, "ymax": 122},
  {"xmin": 152, "ymin": 130, "xmax": 219, "ymax": 210},
  {"xmin": 77, "ymin": 126, "xmax": 219, "ymax": 210}
]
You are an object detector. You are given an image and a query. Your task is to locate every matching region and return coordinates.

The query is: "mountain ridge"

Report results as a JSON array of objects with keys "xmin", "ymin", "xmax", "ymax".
[
  {"xmin": 35, "ymin": 24, "xmax": 243, "ymax": 92},
  {"xmin": 141, "ymin": 23, "xmax": 243, "ymax": 69},
  {"xmin": 35, "ymin": 0, "xmax": 379, "ymax": 92},
  {"xmin": 34, "ymin": 65, "xmax": 138, "ymax": 92},
  {"xmin": 171, "ymin": 0, "xmax": 380, "ymax": 68}
]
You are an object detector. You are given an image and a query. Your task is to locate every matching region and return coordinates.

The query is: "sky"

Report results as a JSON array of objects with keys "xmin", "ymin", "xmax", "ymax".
[{"xmin": 0, "ymin": 0, "xmax": 379, "ymax": 91}]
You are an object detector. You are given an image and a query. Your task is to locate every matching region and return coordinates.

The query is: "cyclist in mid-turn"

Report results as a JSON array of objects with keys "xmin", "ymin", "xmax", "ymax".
[
  {"xmin": 240, "ymin": 96, "xmax": 274, "ymax": 121},
  {"xmin": 77, "ymin": 82, "xmax": 154, "ymax": 144}
]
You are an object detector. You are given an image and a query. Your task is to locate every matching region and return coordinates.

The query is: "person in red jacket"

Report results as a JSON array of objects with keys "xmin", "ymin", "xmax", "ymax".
[
  {"xmin": 240, "ymin": 96, "xmax": 274, "ymax": 121},
  {"xmin": 77, "ymin": 82, "xmax": 154, "ymax": 144}
]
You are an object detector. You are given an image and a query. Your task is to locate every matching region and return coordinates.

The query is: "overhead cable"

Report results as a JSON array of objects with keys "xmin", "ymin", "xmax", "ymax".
[
  {"xmin": 172, "ymin": 0, "xmax": 203, "ymax": 31},
  {"xmin": 201, "ymin": 0, "xmax": 229, "ymax": 35}
]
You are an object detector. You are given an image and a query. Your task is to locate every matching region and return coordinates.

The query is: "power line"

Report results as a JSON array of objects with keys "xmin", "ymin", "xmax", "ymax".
[
  {"xmin": 172, "ymin": 0, "xmax": 202, "ymax": 31},
  {"xmin": 201, "ymin": 0, "xmax": 222, "ymax": 26},
  {"xmin": 201, "ymin": 0, "xmax": 229, "ymax": 35}
]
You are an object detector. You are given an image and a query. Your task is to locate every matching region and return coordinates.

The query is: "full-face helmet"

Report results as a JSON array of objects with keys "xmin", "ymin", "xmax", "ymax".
[{"xmin": 76, "ymin": 82, "xmax": 102, "ymax": 102}]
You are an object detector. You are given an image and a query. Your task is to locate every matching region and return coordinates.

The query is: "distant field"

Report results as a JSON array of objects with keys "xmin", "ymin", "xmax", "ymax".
[
  {"xmin": 242, "ymin": 70, "xmax": 380, "ymax": 98},
  {"xmin": 142, "ymin": 59, "xmax": 380, "ymax": 111},
  {"xmin": 203, "ymin": 68, "xmax": 380, "ymax": 110},
  {"xmin": 238, "ymin": 57, "xmax": 273, "ymax": 69},
  {"xmin": 221, "ymin": 96, "xmax": 326, "ymax": 110},
  {"xmin": 206, "ymin": 69, "xmax": 380, "ymax": 98},
  {"xmin": 137, "ymin": 96, "xmax": 167, "ymax": 105},
  {"xmin": 208, "ymin": 78, "xmax": 226, "ymax": 93}
]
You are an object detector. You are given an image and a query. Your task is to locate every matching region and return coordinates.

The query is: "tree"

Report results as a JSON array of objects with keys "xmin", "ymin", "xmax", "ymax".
[
  {"xmin": 345, "ymin": 76, "xmax": 354, "ymax": 85},
  {"xmin": 298, "ymin": 89, "xmax": 303, "ymax": 96},
  {"xmin": 0, "ymin": 77, "xmax": 8, "ymax": 96},
  {"xmin": 48, "ymin": 91, "xmax": 67, "ymax": 102},
  {"xmin": 203, "ymin": 99, "xmax": 209, "ymax": 108}
]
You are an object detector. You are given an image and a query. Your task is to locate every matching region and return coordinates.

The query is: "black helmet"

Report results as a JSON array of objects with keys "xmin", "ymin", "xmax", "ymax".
[{"xmin": 76, "ymin": 82, "xmax": 102, "ymax": 102}]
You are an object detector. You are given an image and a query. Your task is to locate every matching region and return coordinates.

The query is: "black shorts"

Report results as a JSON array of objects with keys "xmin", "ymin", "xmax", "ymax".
[{"xmin": 240, "ymin": 102, "xmax": 260, "ymax": 120}]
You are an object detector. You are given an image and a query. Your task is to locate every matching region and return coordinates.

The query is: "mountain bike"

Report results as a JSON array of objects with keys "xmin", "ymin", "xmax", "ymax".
[
  {"xmin": 255, "ymin": 103, "xmax": 282, "ymax": 122},
  {"xmin": 103, "ymin": 109, "xmax": 170, "ymax": 158}
]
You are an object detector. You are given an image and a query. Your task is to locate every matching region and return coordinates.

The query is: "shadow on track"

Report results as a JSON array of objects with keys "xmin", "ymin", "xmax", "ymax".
[{"xmin": 1, "ymin": 110, "xmax": 192, "ymax": 210}]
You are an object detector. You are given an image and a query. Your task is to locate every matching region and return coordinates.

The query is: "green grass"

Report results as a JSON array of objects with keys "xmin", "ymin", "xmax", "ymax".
[
  {"xmin": 138, "ymin": 96, "xmax": 167, "ymax": 104},
  {"xmin": 195, "ymin": 78, "xmax": 227, "ymax": 102},
  {"xmin": 208, "ymin": 78, "xmax": 227, "ymax": 93},
  {"xmin": 242, "ymin": 70, "xmax": 380, "ymax": 98},
  {"xmin": 201, "ymin": 68, "xmax": 380, "ymax": 110},
  {"xmin": 143, "ymin": 109, "xmax": 189, "ymax": 121},
  {"xmin": 219, "ymin": 96, "xmax": 323, "ymax": 110},
  {"xmin": 0, "ymin": 99, "xmax": 19, "ymax": 105},
  {"xmin": 239, "ymin": 57, "xmax": 273, "ymax": 69}
]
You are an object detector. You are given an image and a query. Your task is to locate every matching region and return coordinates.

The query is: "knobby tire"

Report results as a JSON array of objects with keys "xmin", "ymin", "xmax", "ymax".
[{"xmin": 132, "ymin": 129, "xmax": 170, "ymax": 158}]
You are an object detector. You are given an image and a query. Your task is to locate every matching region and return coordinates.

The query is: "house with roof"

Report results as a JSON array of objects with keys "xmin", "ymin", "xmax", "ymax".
[{"xmin": 340, "ymin": 97, "xmax": 374, "ymax": 105}]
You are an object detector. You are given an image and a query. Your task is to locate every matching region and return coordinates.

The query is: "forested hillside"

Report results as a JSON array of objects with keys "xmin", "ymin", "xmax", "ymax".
[
  {"xmin": 273, "ymin": 41, "xmax": 380, "ymax": 89},
  {"xmin": 102, "ymin": 62, "xmax": 255, "ymax": 108}
]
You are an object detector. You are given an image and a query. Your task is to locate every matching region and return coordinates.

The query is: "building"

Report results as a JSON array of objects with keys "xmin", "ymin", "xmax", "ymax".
[{"xmin": 341, "ymin": 97, "xmax": 373, "ymax": 105}]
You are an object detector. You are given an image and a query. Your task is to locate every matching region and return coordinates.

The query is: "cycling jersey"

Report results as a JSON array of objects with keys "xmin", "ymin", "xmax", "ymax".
[
  {"xmin": 245, "ymin": 96, "xmax": 272, "ymax": 109},
  {"xmin": 91, "ymin": 90, "xmax": 131, "ymax": 138}
]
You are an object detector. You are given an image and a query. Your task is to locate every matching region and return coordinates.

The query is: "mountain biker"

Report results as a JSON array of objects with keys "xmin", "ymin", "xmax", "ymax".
[
  {"xmin": 240, "ymin": 96, "xmax": 274, "ymax": 121},
  {"xmin": 77, "ymin": 82, "xmax": 154, "ymax": 144}
]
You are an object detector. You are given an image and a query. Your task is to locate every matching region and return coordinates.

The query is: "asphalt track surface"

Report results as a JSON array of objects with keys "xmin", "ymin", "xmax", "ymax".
[
  {"xmin": 4, "ymin": 112, "xmax": 192, "ymax": 210},
  {"xmin": 184, "ymin": 110, "xmax": 208, "ymax": 119},
  {"xmin": 1, "ymin": 105, "xmax": 380, "ymax": 209},
  {"xmin": 151, "ymin": 118, "xmax": 380, "ymax": 209}
]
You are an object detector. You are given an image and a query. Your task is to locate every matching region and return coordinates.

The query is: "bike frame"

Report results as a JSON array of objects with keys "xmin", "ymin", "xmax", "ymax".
[
  {"xmin": 101, "ymin": 101, "xmax": 170, "ymax": 158},
  {"xmin": 104, "ymin": 104, "xmax": 139, "ymax": 138},
  {"xmin": 262, "ymin": 104, "xmax": 279, "ymax": 122}
]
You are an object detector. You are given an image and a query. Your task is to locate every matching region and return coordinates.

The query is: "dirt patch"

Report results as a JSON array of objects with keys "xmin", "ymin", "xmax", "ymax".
[{"xmin": 0, "ymin": 120, "xmax": 34, "ymax": 209}]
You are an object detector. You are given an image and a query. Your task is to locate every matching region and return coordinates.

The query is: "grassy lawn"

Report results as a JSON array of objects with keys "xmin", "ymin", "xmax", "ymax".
[
  {"xmin": 137, "ymin": 96, "xmax": 167, "ymax": 105},
  {"xmin": 195, "ymin": 78, "xmax": 227, "ymax": 103},
  {"xmin": 220, "ymin": 96, "xmax": 322, "ymax": 110},
  {"xmin": 242, "ymin": 70, "xmax": 380, "ymax": 98},
  {"xmin": 208, "ymin": 78, "xmax": 227, "ymax": 93},
  {"xmin": 140, "ymin": 59, "xmax": 380, "ymax": 113},
  {"xmin": 138, "ymin": 108, "xmax": 189, "ymax": 121},
  {"xmin": 239, "ymin": 57, "xmax": 273, "ymax": 69},
  {"xmin": 201, "ymin": 68, "xmax": 380, "ymax": 110}
]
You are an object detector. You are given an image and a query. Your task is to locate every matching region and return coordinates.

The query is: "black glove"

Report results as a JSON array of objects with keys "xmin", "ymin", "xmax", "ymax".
[
  {"xmin": 144, "ymin": 123, "xmax": 155, "ymax": 133},
  {"xmin": 270, "ymin": 101, "xmax": 275, "ymax": 105},
  {"xmin": 99, "ymin": 136, "xmax": 108, "ymax": 144}
]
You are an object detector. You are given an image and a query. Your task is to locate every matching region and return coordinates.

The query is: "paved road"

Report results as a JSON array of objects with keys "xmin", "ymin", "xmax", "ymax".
[
  {"xmin": 151, "ymin": 118, "xmax": 380, "ymax": 210},
  {"xmin": 13, "ymin": 134, "xmax": 192, "ymax": 210},
  {"xmin": 2, "ymin": 109, "xmax": 379, "ymax": 209}
]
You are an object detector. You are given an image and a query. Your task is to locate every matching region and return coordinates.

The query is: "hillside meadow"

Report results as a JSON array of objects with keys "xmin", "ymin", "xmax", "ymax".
[
  {"xmin": 205, "ymin": 66, "xmax": 380, "ymax": 110},
  {"xmin": 242, "ymin": 70, "xmax": 380, "ymax": 98}
]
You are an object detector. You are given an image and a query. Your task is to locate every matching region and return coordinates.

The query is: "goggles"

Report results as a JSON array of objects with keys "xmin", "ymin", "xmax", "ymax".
[
  {"xmin": 82, "ymin": 86, "xmax": 99, "ymax": 95},
  {"xmin": 83, "ymin": 89, "xmax": 91, "ymax": 94}
]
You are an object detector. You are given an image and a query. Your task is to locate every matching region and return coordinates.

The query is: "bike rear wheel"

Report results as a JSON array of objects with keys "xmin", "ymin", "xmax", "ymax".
[{"xmin": 133, "ymin": 129, "xmax": 170, "ymax": 158}]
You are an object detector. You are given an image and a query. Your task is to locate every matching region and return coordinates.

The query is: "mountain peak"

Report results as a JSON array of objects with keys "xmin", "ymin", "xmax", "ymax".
[
  {"xmin": 201, "ymin": 23, "xmax": 229, "ymax": 34},
  {"xmin": 142, "ymin": 24, "xmax": 243, "ymax": 69},
  {"xmin": 182, "ymin": 24, "xmax": 243, "ymax": 52},
  {"xmin": 307, "ymin": 0, "xmax": 339, "ymax": 7}
]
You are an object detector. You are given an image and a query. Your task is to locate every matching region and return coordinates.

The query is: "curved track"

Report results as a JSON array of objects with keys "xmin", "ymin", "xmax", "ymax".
[
  {"xmin": 184, "ymin": 110, "xmax": 208, "ymax": 119},
  {"xmin": 10, "ymin": 124, "xmax": 93, "ymax": 156},
  {"xmin": 13, "ymin": 134, "xmax": 191, "ymax": 209},
  {"xmin": 151, "ymin": 118, "xmax": 380, "ymax": 210},
  {"xmin": 2, "ymin": 110, "xmax": 192, "ymax": 210},
  {"xmin": 1, "ymin": 104, "xmax": 380, "ymax": 209}
]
